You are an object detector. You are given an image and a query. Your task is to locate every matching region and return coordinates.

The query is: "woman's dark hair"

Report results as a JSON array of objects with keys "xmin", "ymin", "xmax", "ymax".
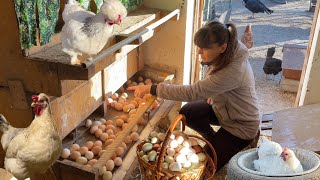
[{"xmin": 194, "ymin": 21, "xmax": 238, "ymax": 74}]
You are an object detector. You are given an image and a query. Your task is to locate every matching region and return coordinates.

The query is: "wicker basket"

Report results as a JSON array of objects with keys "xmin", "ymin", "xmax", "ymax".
[{"xmin": 137, "ymin": 114, "xmax": 218, "ymax": 180}]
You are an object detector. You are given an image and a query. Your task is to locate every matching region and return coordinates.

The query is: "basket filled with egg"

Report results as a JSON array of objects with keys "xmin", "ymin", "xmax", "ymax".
[{"xmin": 137, "ymin": 114, "xmax": 217, "ymax": 180}]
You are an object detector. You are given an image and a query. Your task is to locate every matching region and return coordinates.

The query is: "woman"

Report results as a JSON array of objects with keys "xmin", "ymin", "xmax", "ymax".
[{"xmin": 128, "ymin": 21, "xmax": 260, "ymax": 170}]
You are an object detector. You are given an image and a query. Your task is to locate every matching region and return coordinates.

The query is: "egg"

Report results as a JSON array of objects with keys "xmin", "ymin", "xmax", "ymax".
[
  {"xmin": 175, "ymin": 153, "xmax": 187, "ymax": 164},
  {"xmin": 169, "ymin": 140, "xmax": 179, "ymax": 149},
  {"xmin": 175, "ymin": 136, "xmax": 185, "ymax": 144},
  {"xmin": 142, "ymin": 143, "xmax": 153, "ymax": 152},
  {"xmin": 182, "ymin": 140, "xmax": 191, "ymax": 147},
  {"xmin": 115, "ymin": 147, "xmax": 124, "ymax": 156},
  {"xmin": 119, "ymin": 115, "xmax": 128, "ymax": 121},
  {"xmin": 192, "ymin": 145, "xmax": 203, "ymax": 153},
  {"xmin": 91, "ymin": 146, "xmax": 102, "ymax": 155},
  {"xmin": 61, "ymin": 148, "xmax": 70, "ymax": 159},
  {"xmin": 106, "ymin": 124, "xmax": 116, "ymax": 131},
  {"xmin": 106, "ymin": 98, "xmax": 113, "ymax": 106},
  {"xmin": 85, "ymin": 151, "xmax": 94, "ymax": 160},
  {"xmin": 151, "ymin": 137, "xmax": 158, "ymax": 144},
  {"xmin": 85, "ymin": 119, "xmax": 92, "ymax": 128},
  {"xmin": 95, "ymin": 129, "xmax": 103, "ymax": 138},
  {"xmin": 100, "ymin": 133, "xmax": 109, "ymax": 141},
  {"xmin": 121, "ymin": 142, "xmax": 127, "ymax": 150},
  {"xmin": 114, "ymin": 157, "xmax": 123, "ymax": 166},
  {"xmin": 79, "ymin": 146, "xmax": 89, "ymax": 155},
  {"xmin": 103, "ymin": 171, "xmax": 113, "ymax": 180},
  {"xmin": 169, "ymin": 162, "xmax": 182, "ymax": 171},
  {"xmin": 69, "ymin": 144, "xmax": 80, "ymax": 152},
  {"xmin": 157, "ymin": 133, "xmax": 166, "ymax": 142},
  {"xmin": 108, "ymin": 135, "xmax": 116, "ymax": 139},
  {"xmin": 162, "ymin": 162, "xmax": 169, "ymax": 169},
  {"xmin": 99, "ymin": 150, "xmax": 106, "ymax": 157},
  {"xmin": 150, "ymin": 131, "xmax": 158, "ymax": 138},
  {"xmin": 187, "ymin": 153, "xmax": 199, "ymax": 163},
  {"xmin": 115, "ymin": 119, "xmax": 124, "ymax": 127},
  {"xmin": 92, "ymin": 121, "xmax": 102, "ymax": 127},
  {"xmin": 98, "ymin": 125, "xmax": 106, "ymax": 132},
  {"xmin": 99, "ymin": 118, "xmax": 107, "ymax": 124},
  {"xmin": 111, "ymin": 93, "xmax": 119, "ymax": 100},
  {"xmin": 134, "ymin": 97, "xmax": 141, "ymax": 103},
  {"xmin": 119, "ymin": 96, "xmax": 126, "ymax": 102},
  {"xmin": 142, "ymin": 155, "xmax": 149, "ymax": 162},
  {"xmin": 111, "ymin": 153, "xmax": 117, "ymax": 160},
  {"xmin": 114, "ymin": 103, "xmax": 123, "ymax": 111},
  {"xmin": 138, "ymin": 99, "xmax": 146, "ymax": 105},
  {"xmin": 166, "ymin": 148, "xmax": 176, "ymax": 157},
  {"xmin": 94, "ymin": 140, "xmax": 103, "ymax": 147},
  {"xmin": 70, "ymin": 151, "xmax": 81, "ymax": 160},
  {"xmin": 138, "ymin": 118, "xmax": 147, "ymax": 125},
  {"xmin": 182, "ymin": 160, "xmax": 192, "ymax": 168},
  {"xmin": 105, "ymin": 120, "xmax": 113, "ymax": 125},
  {"xmin": 137, "ymin": 76, "xmax": 144, "ymax": 82},
  {"xmin": 151, "ymin": 100, "xmax": 158, "ymax": 110},
  {"xmin": 122, "ymin": 123, "xmax": 128, "ymax": 129},
  {"xmin": 90, "ymin": 126, "xmax": 98, "ymax": 134},
  {"xmin": 130, "ymin": 101, "xmax": 138, "ymax": 108},
  {"xmin": 106, "ymin": 129, "xmax": 114, "ymax": 136},
  {"xmin": 124, "ymin": 136, "xmax": 133, "ymax": 144},
  {"xmin": 179, "ymin": 146, "xmax": 190, "ymax": 155},
  {"xmin": 188, "ymin": 137, "xmax": 198, "ymax": 146},
  {"xmin": 121, "ymin": 92, "xmax": 128, "ymax": 98},
  {"xmin": 197, "ymin": 153, "xmax": 206, "ymax": 162},
  {"xmin": 175, "ymin": 145, "xmax": 183, "ymax": 153},
  {"xmin": 105, "ymin": 139, "xmax": 114, "ymax": 146},
  {"xmin": 85, "ymin": 141, "xmax": 94, "ymax": 150},
  {"xmin": 99, "ymin": 166, "xmax": 107, "ymax": 176},
  {"xmin": 153, "ymin": 144, "xmax": 161, "ymax": 151},
  {"xmin": 122, "ymin": 105, "xmax": 130, "ymax": 113},
  {"xmin": 130, "ymin": 132, "xmax": 140, "ymax": 142},
  {"xmin": 165, "ymin": 156, "xmax": 175, "ymax": 164},
  {"xmin": 110, "ymin": 101, "xmax": 116, "ymax": 107},
  {"xmin": 105, "ymin": 160, "xmax": 115, "ymax": 171},
  {"xmin": 76, "ymin": 157, "xmax": 88, "ymax": 165},
  {"xmin": 87, "ymin": 159, "xmax": 97, "ymax": 166}
]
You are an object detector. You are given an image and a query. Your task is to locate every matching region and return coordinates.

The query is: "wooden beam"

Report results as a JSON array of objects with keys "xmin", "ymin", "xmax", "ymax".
[{"xmin": 295, "ymin": 1, "xmax": 320, "ymax": 106}]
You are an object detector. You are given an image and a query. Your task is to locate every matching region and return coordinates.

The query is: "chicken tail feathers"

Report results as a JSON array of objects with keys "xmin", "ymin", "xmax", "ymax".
[{"xmin": 0, "ymin": 114, "xmax": 10, "ymax": 133}]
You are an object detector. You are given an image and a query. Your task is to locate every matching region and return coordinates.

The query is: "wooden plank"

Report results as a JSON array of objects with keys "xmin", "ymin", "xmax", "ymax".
[
  {"xmin": 50, "ymin": 72, "xmax": 103, "ymax": 139},
  {"xmin": 272, "ymin": 103, "xmax": 320, "ymax": 152},
  {"xmin": 112, "ymin": 100, "xmax": 175, "ymax": 179},
  {"xmin": 295, "ymin": 1, "xmax": 320, "ymax": 106},
  {"xmin": 54, "ymin": 159, "xmax": 97, "ymax": 180},
  {"xmin": 7, "ymin": 80, "xmax": 29, "ymax": 110},
  {"xmin": 93, "ymin": 96, "xmax": 156, "ymax": 172}
]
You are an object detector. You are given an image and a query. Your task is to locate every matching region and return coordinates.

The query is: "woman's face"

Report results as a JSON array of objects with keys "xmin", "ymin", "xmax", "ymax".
[{"xmin": 198, "ymin": 43, "xmax": 227, "ymax": 64}]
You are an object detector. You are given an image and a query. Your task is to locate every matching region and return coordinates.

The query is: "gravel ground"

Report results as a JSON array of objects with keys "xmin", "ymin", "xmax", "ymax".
[{"xmin": 125, "ymin": 0, "xmax": 314, "ymax": 179}]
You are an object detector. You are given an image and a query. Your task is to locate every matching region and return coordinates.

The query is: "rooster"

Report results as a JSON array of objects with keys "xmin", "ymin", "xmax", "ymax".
[
  {"xmin": 263, "ymin": 47, "xmax": 282, "ymax": 79},
  {"xmin": 61, "ymin": 0, "xmax": 127, "ymax": 64},
  {"xmin": 0, "ymin": 93, "xmax": 62, "ymax": 180},
  {"xmin": 241, "ymin": 24, "xmax": 254, "ymax": 49},
  {"xmin": 243, "ymin": 0, "xmax": 274, "ymax": 18}
]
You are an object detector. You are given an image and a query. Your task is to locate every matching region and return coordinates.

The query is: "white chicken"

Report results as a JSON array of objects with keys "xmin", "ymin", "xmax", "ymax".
[
  {"xmin": 61, "ymin": 0, "xmax": 127, "ymax": 65},
  {"xmin": 280, "ymin": 147, "xmax": 304, "ymax": 174},
  {"xmin": 0, "ymin": 93, "xmax": 62, "ymax": 180}
]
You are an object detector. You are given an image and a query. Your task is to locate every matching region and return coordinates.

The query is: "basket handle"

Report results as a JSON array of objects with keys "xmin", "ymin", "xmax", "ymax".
[{"xmin": 156, "ymin": 114, "xmax": 186, "ymax": 172}]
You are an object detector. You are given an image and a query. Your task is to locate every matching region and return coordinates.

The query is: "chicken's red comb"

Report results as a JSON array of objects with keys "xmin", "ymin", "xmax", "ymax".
[
  {"xmin": 283, "ymin": 147, "xmax": 288, "ymax": 151},
  {"xmin": 32, "ymin": 95, "xmax": 38, "ymax": 103}
]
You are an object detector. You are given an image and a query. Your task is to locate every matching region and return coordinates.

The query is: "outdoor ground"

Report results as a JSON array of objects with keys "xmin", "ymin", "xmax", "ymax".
[{"xmin": 125, "ymin": 0, "xmax": 314, "ymax": 179}]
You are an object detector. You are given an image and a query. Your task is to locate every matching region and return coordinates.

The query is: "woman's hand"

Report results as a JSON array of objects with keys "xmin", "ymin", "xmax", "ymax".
[
  {"xmin": 127, "ymin": 85, "xmax": 151, "ymax": 98},
  {"xmin": 207, "ymin": 98, "xmax": 213, "ymax": 105}
]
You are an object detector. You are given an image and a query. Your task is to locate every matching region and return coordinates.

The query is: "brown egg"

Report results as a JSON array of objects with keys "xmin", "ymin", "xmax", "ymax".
[
  {"xmin": 95, "ymin": 129, "xmax": 103, "ymax": 138},
  {"xmin": 98, "ymin": 125, "xmax": 106, "ymax": 132},
  {"xmin": 132, "ymin": 125, "xmax": 138, "ymax": 132},
  {"xmin": 114, "ymin": 103, "xmax": 123, "ymax": 111},
  {"xmin": 145, "ymin": 79, "xmax": 152, "ymax": 84},
  {"xmin": 115, "ymin": 147, "xmax": 125, "ymax": 156},
  {"xmin": 91, "ymin": 146, "xmax": 102, "ymax": 155},
  {"xmin": 119, "ymin": 96, "xmax": 126, "ymax": 102},
  {"xmin": 85, "ymin": 151, "xmax": 94, "ymax": 160},
  {"xmin": 100, "ymin": 133, "xmax": 109, "ymax": 142},
  {"xmin": 111, "ymin": 153, "xmax": 117, "ymax": 160},
  {"xmin": 124, "ymin": 135, "xmax": 133, "ymax": 144},
  {"xmin": 114, "ymin": 157, "xmax": 123, "ymax": 166},
  {"xmin": 121, "ymin": 142, "xmax": 127, "ymax": 150},
  {"xmin": 105, "ymin": 160, "xmax": 115, "ymax": 171},
  {"xmin": 122, "ymin": 123, "xmax": 128, "ymax": 129},
  {"xmin": 121, "ymin": 102, "xmax": 129, "ymax": 106},
  {"xmin": 106, "ymin": 129, "xmax": 114, "ymax": 136},
  {"xmin": 76, "ymin": 156, "xmax": 88, "ymax": 165},
  {"xmin": 87, "ymin": 159, "xmax": 98, "ymax": 166},
  {"xmin": 111, "ymin": 93, "xmax": 119, "ymax": 100},
  {"xmin": 70, "ymin": 151, "xmax": 81, "ymax": 160},
  {"xmin": 85, "ymin": 141, "xmax": 94, "ymax": 150},
  {"xmin": 94, "ymin": 140, "xmax": 103, "ymax": 147},
  {"xmin": 130, "ymin": 101, "xmax": 138, "ymax": 108},
  {"xmin": 192, "ymin": 145, "xmax": 203, "ymax": 154},
  {"xmin": 138, "ymin": 118, "xmax": 147, "ymax": 125},
  {"xmin": 130, "ymin": 132, "xmax": 140, "ymax": 142},
  {"xmin": 151, "ymin": 100, "xmax": 158, "ymax": 110},
  {"xmin": 122, "ymin": 105, "xmax": 130, "ymax": 113},
  {"xmin": 106, "ymin": 98, "xmax": 113, "ymax": 106},
  {"xmin": 90, "ymin": 126, "xmax": 98, "ymax": 134},
  {"xmin": 110, "ymin": 101, "xmax": 116, "ymax": 107},
  {"xmin": 119, "ymin": 114, "xmax": 128, "ymax": 121},
  {"xmin": 105, "ymin": 139, "xmax": 114, "ymax": 146},
  {"xmin": 108, "ymin": 135, "xmax": 116, "ymax": 139},
  {"xmin": 105, "ymin": 120, "xmax": 113, "ymax": 125},
  {"xmin": 138, "ymin": 99, "xmax": 146, "ymax": 105},
  {"xmin": 79, "ymin": 146, "xmax": 89, "ymax": 156},
  {"xmin": 61, "ymin": 148, "xmax": 71, "ymax": 159},
  {"xmin": 69, "ymin": 144, "xmax": 80, "ymax": 152},
  {"xmin": 106, "ymin": 125, "xmax": 116, "ymax": 131},
  {"xmin": 115, "ymin": 119, "xmax": 124, "ymax": 127}
]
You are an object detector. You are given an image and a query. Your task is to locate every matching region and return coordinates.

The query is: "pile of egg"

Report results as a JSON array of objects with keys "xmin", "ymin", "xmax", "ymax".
[
  {"xmin": 138, "ymin": 131, "xmax": 207, "ymax": 172},
  {"xmin": 60, "ymin": 117, "xmax": 141, "ymax": 179}
]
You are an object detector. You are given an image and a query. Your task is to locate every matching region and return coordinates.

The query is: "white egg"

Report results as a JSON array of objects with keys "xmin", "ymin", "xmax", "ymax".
[
  {"xmin": 182, "ymin": 140, "xmax": 191, "ymax": 147},
  {"xmin": 175, "ymin": 136, "xmax": 185, "ymax": 144},
  {"xmin": 179, "ymin": 146, "xmax": 191, "ymax": 155},
  {"xmin": 103, "ymin": 171, "xmax": 113, "ymax": 180},
  {"xmin": 166, "ymin": 148, "xmax": 176, "ymax": 157},
  {"xmin": 85, "ymin": 151, "xmax": 94, "ymax": 160},
  {"xmin": 175, "ymin": 153, "xmax": 187, "ymax": 164},
  {"xmin": 76, "ymin": 157, "xmax": 88, "ymax": 165},
  {"xmin": 61, "ymin": 148, "xmax": 70, "ymax": 159},
  {"xmin": 105, "ymin": 160, "xmax": 115, "ymax": 171},
  {"xmin": 85, "ymin": 119, "xmax": 92, "ymax": 128},
  {"xmin": 169, "ymin": 140, "xmax": 179, "ymax": 149},
  {"xmin": 114, "ymin": 157, "xmax": 123, "ymax": 166},
  {"xmin": 169, "ymin": 162, "xmax": 182, "ymax": 171},
  {"xmin": 99, "ymin": 118, "xmax": 107, "ymax": 124},
  {"xmin": 92, "ymin": 121, "xmax": 102, "ymax": 127},
  {"xmin": 187, "ymin": 153, "xmax": 199, "ymax": 163},
  {"xmin": 182, "ymin": 160, "xmax": 192, "ymax": 168}
]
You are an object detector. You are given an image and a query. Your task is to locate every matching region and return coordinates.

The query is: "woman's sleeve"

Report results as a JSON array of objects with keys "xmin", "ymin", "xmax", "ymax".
[{"xmin": 156, "ymin": 61, "xmax": 245, "ymax": 101}]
